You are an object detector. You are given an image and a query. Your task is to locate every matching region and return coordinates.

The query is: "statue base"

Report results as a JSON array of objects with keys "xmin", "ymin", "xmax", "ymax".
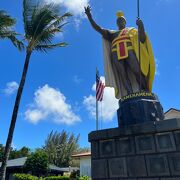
[
  {"xmin": 89, "ymin": 118, "xmax": 180, "ymax": 179},
  {"xmin": 117, "ymin": 92, "xmax": 164, "ymax": 127}
]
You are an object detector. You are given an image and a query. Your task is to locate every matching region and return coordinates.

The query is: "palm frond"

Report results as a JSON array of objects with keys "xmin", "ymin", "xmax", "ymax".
[
  {"xmin": 45, "ymin": 12, "xmax": 72, "ymax": 31},
  {"xmin": 35, "ymin": 42, "xmax": 67, "ymax": 53},
  {"xmin": 23, "ymin": 0, "xmax": 72, "ymax": 52},
  {"xmin": 35, "ymin": 27, "xmax": 62, "ymax": 45},
  {"xmin": 0, "ymin": 10, "xmax": 16, "ymax": 30},
  {"xmin": 0, "ymin": 10, "xmax": 24, "ymax": 50},
  {"xmin": 23, "ymin": 0, "xmax": 37, "ymax": 40},
  {"xmin": 0, "ymin": 30, "xmax": 25, "ymax": 51},
  {"xmin": 8, "ymin": 34, "xmax": 25, "ymax": 51}
]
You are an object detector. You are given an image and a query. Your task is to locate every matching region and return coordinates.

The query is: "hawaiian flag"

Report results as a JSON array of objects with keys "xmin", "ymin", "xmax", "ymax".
[{"xmin": 96, "ymin": 71, "xmax": 105, "ymax": 101}]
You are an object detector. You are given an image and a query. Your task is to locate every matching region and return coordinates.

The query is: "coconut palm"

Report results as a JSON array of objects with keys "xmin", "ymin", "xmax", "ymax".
[
  {"xmin": 0, "ymin": 0, "xmax": 72, "ymax": 179},
  {"xmin": 0, "ymin": 10, "xmax": 24, "ymax": 50}
]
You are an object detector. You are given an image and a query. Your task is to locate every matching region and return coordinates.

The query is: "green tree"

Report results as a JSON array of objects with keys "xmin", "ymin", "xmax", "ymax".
[
  {"xmin": 0, "ymin": 144, "xmax": 31, "ymax": 161},
  {"xmin": 9, "ymin": 146, "xmax": 31, "ymax": 159},
  {"xmin": 44, "ymin": 130, "xmax": 79, "ymax": 167},
  {"xmin": 0, "ymin": 10, "xmax": 23, "ymax": 49},
  {"xmin": 0, "ymin": 1, "xmax": 72, "ymax": 179},
  {"xmin": 25, "ymin": 150, "xmax": 48, "ymax": 176}
]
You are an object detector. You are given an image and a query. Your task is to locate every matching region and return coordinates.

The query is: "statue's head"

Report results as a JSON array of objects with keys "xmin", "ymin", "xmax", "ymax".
[{"xmin": 116, "ymin": 11, "xmax": 126, "ymax": 30}]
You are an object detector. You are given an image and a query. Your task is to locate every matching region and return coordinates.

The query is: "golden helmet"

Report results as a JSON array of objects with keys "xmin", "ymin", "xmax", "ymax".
[{"xmin": 116, "ymin": 11, "xmax": 126, "ymax": 21}]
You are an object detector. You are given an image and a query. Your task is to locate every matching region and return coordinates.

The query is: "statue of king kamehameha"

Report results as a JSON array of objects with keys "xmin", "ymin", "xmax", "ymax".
[{"xmin": 85, "ymin": 6, "xmax": 155, "ymax": 99}]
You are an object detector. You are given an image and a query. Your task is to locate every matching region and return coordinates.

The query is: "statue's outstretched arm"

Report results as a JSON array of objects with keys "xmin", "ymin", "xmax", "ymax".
[
  {"xmin": 85, "ymin": 6, "xmax": 108, "ymax": 38},
  {"xmin": 136, "ymin": 19, "xmax": 146, "ymax": 43}
]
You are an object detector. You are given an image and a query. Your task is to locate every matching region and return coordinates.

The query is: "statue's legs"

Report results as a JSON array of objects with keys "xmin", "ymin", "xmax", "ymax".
[
  {"xmin": 126, "ymin": 54, "xmax": 148, "ymax": 91},
  {"xmin": 115, "ymin": 60, "xmax": 133, "ymax": 94}
]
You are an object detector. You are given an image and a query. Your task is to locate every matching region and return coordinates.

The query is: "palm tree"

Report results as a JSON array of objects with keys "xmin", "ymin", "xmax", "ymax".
[
  {"xmin": 0, "ymin": 0, "xmax": 72, "ymax": 179},
  {"xmin": 0, "ymin": 10, "xmax": 24, "ymax": 50}
]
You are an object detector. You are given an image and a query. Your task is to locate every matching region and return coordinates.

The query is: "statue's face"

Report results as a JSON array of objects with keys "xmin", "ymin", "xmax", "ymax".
[{"xmin": 117, "ymin": 17, "xmax": 126, "ymax": 30}]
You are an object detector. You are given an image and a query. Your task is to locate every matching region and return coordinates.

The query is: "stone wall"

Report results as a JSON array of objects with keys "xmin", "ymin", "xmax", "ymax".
[{"xmin": 89, "ymin": 118, "xmax": 180, "ymax": 180}]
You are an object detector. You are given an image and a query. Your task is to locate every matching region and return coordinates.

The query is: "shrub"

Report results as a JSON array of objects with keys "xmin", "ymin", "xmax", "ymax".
[
  {"xmin": 25, "ymin": 150, "xmax": 49, "ymax": 176},
  {"xmin": 77, "ymin": 176, "xmax": 90, "ymax": 180},
  {"xmin": 13, "ymin": 173, "xmax": 38, "ymax": 180},
  {"xmin": 44, "ymin": 176, "xmax": 69, "ymax": 180}
]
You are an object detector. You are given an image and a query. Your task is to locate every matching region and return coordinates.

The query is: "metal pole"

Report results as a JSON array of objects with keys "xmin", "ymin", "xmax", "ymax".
[
  {"xmin": 137, "ymin": 0, "xmax": 142, "ymax": 91},
  {"xmin": 96, "ymin": 100, "xmax": 98, "ymax": 130},
  {"xmin": 96, "ymin": 68, "xmax": 99, "ymax": 130}
]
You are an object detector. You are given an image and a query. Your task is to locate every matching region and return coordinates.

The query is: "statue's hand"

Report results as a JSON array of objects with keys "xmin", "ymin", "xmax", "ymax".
[
  {"xmin": 136, "ymin": 18, "xmax": 144, "ymax": 30},
  {"xmin": 84, "ymin": 5, "xmax": 92, "ymax": 18}
]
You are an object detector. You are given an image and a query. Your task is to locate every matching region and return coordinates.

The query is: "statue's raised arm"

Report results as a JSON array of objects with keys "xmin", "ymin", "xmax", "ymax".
[{"xmin": 84, "ymin": 6, "xmax": 110, "ymax": 39}]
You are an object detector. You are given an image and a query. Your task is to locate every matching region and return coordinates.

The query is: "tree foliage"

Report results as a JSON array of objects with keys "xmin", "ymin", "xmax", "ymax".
[
  {"xmin": 25, "ymin": 150, "xmax": 49, "ymax": 176},
  {"xmin": 0, "ymin": 10, "xmax": 24, "ymax": 50},
  {"xmin": 23, "ymin": 0, "xmax": 72, "ymax": 53},
  {"xmin": 10, "ymin": 146, "xmax": 31, "ymax": 159},
  {"xmin": 0, "ymin": 144, "xmax": 30, "ymax": 161},
  {"xmin": 44, "ymin": 130, "xmax": 79, "ymax": 167}
]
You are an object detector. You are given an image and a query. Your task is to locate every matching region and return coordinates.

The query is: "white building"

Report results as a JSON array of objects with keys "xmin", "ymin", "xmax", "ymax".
[
  {"xmin": 72, "ymin": 152, "xmax": 91, "ymax": 177},
  {"xmin": 164, "ymin": 108, "xmax": 180, "ymax": 119}
]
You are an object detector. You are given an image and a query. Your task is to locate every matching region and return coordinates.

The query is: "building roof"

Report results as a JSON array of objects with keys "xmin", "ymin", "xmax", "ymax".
[
  {"xmin": 165, "ymin": 108, "xmax": 180, "ymax": 114},
  {"xmin": 0, "ymin": 157, "xmax": 27, "ymax": 168},
  {"xmin": 72, "ymin": 152, "xmax": 91, "ymax": 158}
]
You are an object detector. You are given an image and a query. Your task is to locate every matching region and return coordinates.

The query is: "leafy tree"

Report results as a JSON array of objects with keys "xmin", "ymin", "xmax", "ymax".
[
  {"xmin": 44, "ymin": 130, "xmax": 79, "ymax": 167},
  {"xmin": 0, "ymin": 1, "xmax": 72, "ymax": 179},
  {"xmin": 25, "ymin": 150, "xmax": 49, "ymax": 176},
  {"xmin": 0, "ymin": 144, "xmax": 30, "ymax": 161},
  {"xmin": 0, "ymin": 10, "xmax": 23, "ymax": 50},
  {"xmin": 9, "ymin": 146, "xmax": 31, "ymax": 159}
]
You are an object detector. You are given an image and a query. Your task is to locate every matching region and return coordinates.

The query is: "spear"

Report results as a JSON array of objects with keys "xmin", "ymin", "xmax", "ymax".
[{"xmin": 137, "ymin": 0, "xmax": 142, "ymax": 91}]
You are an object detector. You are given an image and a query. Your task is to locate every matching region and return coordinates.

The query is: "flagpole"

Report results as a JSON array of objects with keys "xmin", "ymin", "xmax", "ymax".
[
  {"xmin": 96, "ymin": 68, "xmax": 99, "ymax": 130},
  {"xmin": 137, "ymin": 0, "xmax": 142, "ymax": 91},
  {"xmin": 96, "ymin": 98, "xmax": 99, "ymax": 130}
]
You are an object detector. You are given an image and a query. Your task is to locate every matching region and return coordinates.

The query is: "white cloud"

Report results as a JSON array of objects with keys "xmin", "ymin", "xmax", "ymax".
[
  {"xmin": 3, "ymin": 81, "xmax": 19, "ymax": 95},
  {"xmin": 44, "ymin": 0, "xmax": 89, "ymax": 17},
  {"xmin": 156, "ymin": 0, "xmax": 173, "ymax": 5},
  {"xmin": 11, "ymin": 142, "xmax": 17, "ymax": 150},
  {"xmin": 155, "ymin": 58, "xmax": 160, "ymax": 76},
  {"xmin": 83, "ymin": 94, "xmax": 96, "ymax": 118},
  {"xmin": 25, "ymin": 84, "xmax": 80, "ymax": 125},
  {"xmin": 73, "ymin": 75, "xmax": 83, "ymax": 84},
  {"xmin": 83, "ymin": 77, "xmax": 119, "ymax": 122}
]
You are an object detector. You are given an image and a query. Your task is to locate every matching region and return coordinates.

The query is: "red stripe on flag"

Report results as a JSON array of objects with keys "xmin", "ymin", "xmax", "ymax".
[{"xmin": 96, "ymin": 81, "xmax": 105, "ymax": 101}]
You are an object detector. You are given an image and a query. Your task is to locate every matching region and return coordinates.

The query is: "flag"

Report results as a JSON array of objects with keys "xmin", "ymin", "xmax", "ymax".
[{"xmin": 96, "ymin": 72, "xmax": 105, "ymax": 101}]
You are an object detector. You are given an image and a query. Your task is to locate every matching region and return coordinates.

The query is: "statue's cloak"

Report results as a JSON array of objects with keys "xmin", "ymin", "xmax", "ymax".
[{"xmin": 103, "ymin": 28, "xmax": 155, "ymax": 99}]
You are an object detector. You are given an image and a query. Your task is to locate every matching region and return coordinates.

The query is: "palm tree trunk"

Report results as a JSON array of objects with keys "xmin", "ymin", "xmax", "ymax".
[{"xmin": 0, "ymin": 51, "xmax": 32, "ymax": 180}]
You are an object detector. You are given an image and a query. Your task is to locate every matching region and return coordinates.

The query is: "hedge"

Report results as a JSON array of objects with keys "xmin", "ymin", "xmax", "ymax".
[
  {"xmin": 13, "ymin": 173, "xmax": 38, "ymax": 180},
  {"xmin": 44, "ymin": 176, "xmax": 69, "ymax": 180}
]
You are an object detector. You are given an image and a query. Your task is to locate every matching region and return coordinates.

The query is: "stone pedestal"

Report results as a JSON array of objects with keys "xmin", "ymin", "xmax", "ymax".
[
  {"xmin": 117, "ymin": 92, "xmax": 164, "ymax": 126},
  {"xmin": 89, "ymin": 118, "xmax": 180, "ymax": 179}
]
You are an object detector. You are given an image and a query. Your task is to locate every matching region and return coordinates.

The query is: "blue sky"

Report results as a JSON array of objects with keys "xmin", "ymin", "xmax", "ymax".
[{"xmin": 0, "ymin": 0, "xmax": 180, "ymax": 150}]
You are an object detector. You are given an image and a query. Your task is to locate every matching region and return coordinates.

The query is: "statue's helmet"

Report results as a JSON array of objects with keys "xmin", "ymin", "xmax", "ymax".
[{"xmin": 116, "ymin": 11, "xmax": 126, "ymax": 23}]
